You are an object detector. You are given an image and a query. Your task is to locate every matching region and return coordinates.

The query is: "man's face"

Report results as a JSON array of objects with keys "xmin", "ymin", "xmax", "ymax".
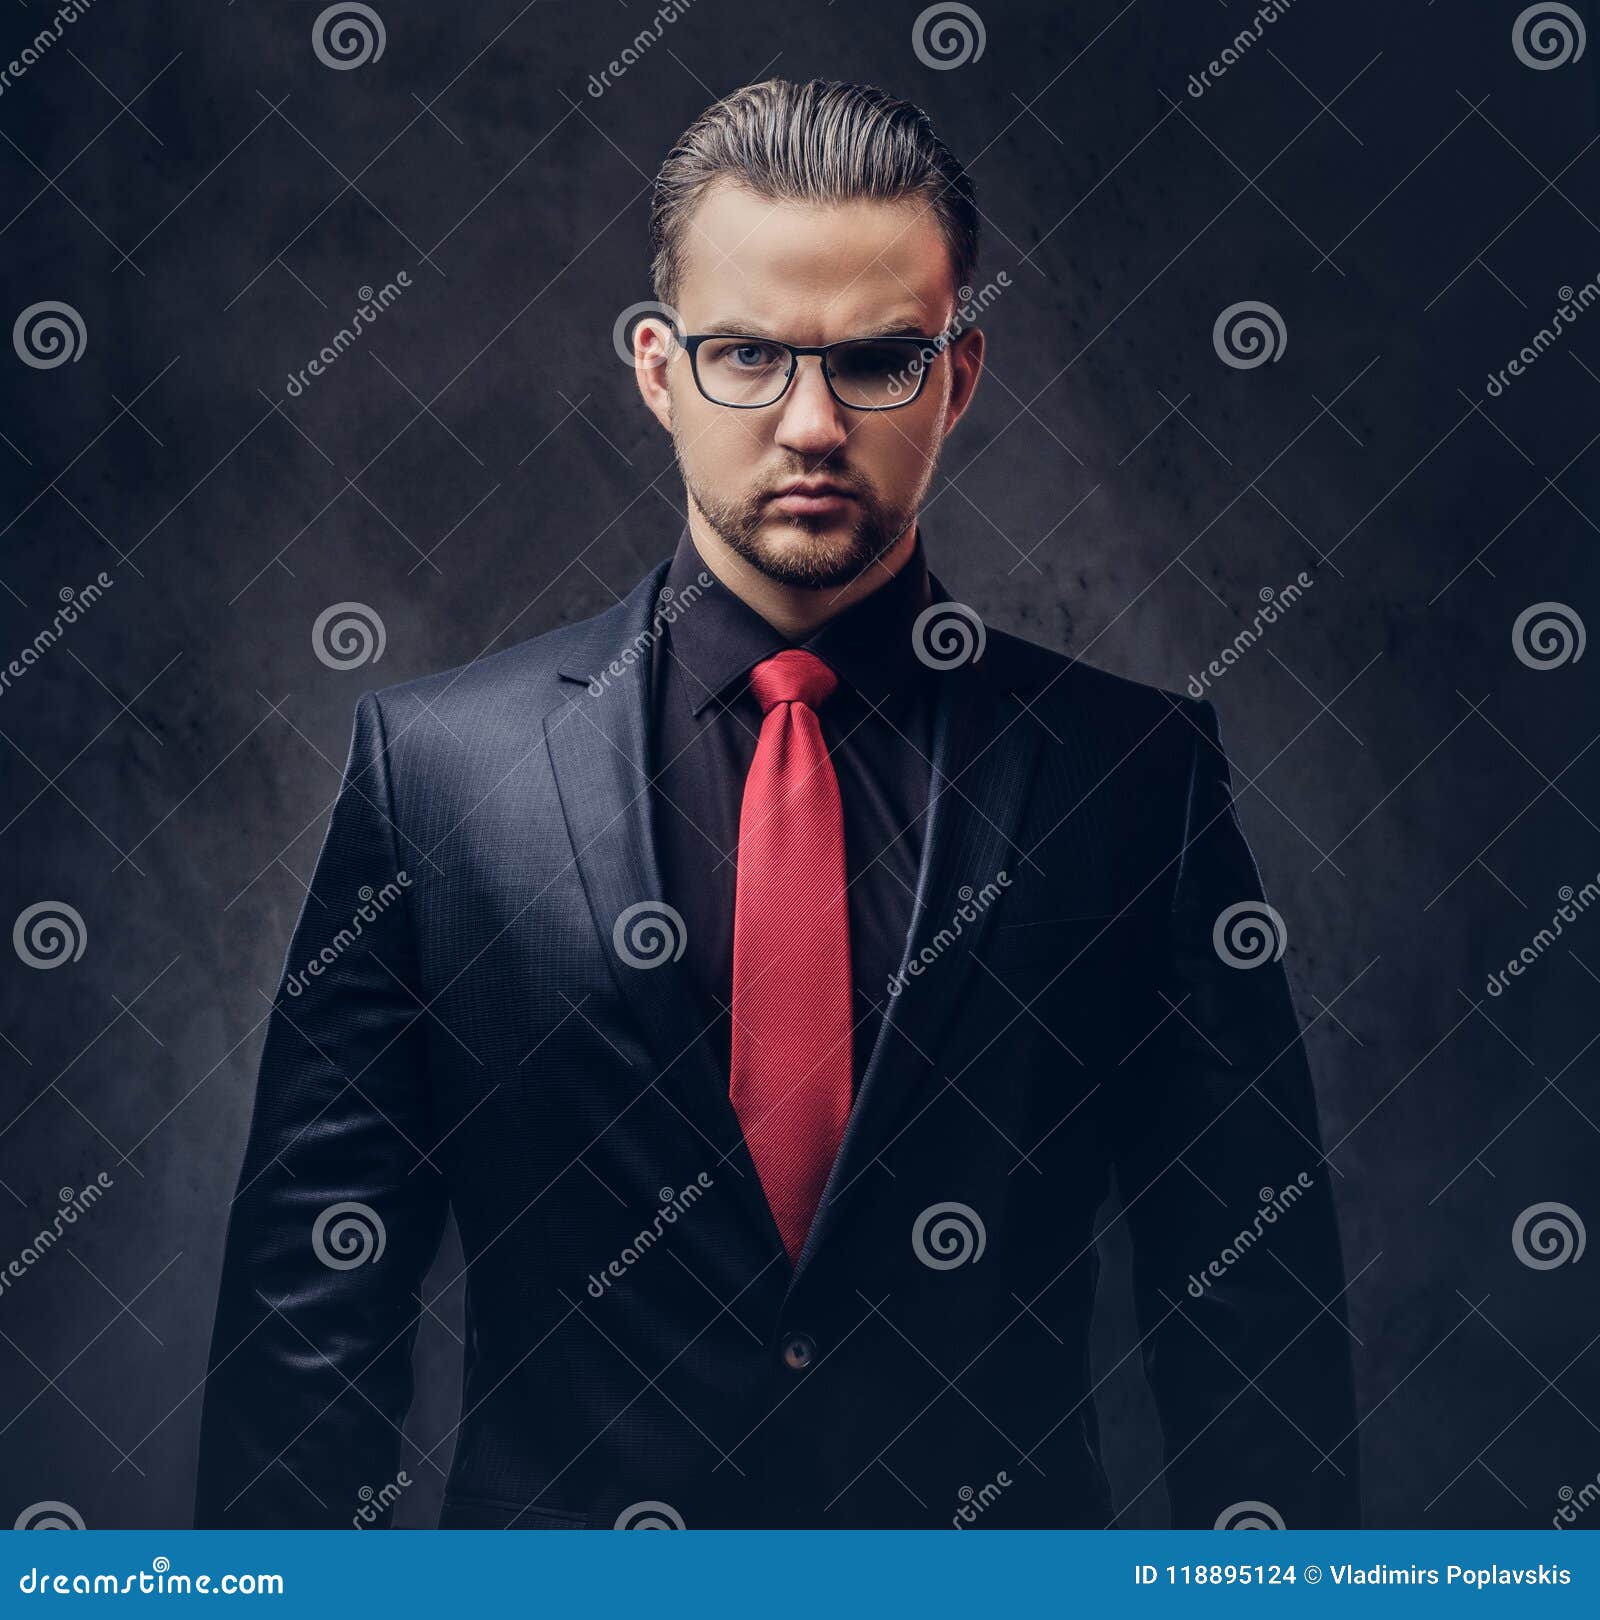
[{"xmin": 638, "ymin": 178, "xmax": 983, "ymax": 590}]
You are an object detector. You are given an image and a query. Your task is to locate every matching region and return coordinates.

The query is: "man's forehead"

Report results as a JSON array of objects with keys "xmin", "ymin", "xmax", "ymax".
[{"xmin": 676, "ymin": 178, "xmax": 954, "ymax": 323}]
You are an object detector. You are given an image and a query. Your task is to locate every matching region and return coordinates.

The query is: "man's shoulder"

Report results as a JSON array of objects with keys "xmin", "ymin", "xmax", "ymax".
[
  {"xmin": 983, "ymin": 622, "xmax": 1211, "ymax": 744},
  {"xmin": 360, "ymin": 568, "xmax": 662, "ymax": 733}
]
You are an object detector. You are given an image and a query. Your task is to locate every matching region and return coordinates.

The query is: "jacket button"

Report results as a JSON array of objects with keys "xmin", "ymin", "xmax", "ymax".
[{"xmin": 780, "ymin": 1332, "xmax": 816, "ymax": 1371}]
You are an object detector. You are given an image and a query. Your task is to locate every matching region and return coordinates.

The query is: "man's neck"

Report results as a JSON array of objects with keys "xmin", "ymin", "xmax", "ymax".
[{"xmin": 684, "ymin": 511, "xmax": 919, "ymax": 641}]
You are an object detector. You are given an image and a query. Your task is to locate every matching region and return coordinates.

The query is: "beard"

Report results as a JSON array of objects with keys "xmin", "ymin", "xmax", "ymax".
[{"xmin": 676, "ymin": 435, "xmax": 915, "ymax": 590}]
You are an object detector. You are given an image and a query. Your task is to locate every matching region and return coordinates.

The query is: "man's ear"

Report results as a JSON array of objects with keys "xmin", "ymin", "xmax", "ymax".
[
  {"xmin": 944, "ymin": 325, "xmax": 985, "ymax": 434},
  {"xmin": 634, "ymin": 318, "xmax": 675, "ymax": 432}
]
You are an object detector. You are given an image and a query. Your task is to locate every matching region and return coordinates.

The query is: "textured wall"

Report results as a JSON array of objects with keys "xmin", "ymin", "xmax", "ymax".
[{"xmin": 1, "ymin": 0, "xmax": 1597, "ymax": 1530}]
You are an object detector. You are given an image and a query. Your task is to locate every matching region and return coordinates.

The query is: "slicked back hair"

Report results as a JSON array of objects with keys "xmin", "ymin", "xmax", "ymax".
[{"xmin": 649, "ymin": 78, "xmax": 979, "ymax": 312}]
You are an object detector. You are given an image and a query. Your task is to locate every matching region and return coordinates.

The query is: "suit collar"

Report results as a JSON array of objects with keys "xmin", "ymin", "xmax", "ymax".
[
  {"xmin": 651, "ymin": 524, "xmax": 935, "ymax": 720},
  {"xmin": 550, "ymin": 546, "xmax": 1051, "ymax": 1292}
]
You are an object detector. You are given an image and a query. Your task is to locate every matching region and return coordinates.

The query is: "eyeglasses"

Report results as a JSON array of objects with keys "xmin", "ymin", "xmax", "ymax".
[{"xmin": 672, "ymin": 330, "xmax": 944, "ymax": 411}]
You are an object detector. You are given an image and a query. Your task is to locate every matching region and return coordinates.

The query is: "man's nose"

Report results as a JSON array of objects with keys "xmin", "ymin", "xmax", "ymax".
[{"xmin": 773, "ymin": 355, "xmax": 849, "ymax": 456}]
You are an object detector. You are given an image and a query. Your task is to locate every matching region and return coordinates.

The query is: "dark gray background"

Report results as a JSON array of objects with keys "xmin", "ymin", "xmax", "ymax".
[{"xmin": 2, "ymin": 0, "xmax": 1598, "ymax": 1530}]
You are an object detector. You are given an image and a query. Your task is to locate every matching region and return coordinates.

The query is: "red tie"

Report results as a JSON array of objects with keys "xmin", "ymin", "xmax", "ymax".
[{"xmin": 729, "ymin": 649, "xmax": 853, "ymax": 1266}]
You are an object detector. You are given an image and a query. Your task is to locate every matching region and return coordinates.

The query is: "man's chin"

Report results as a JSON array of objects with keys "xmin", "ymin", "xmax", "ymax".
[{"xmin": 736, "ymin": 513, "xmax": 890, "ymax": 590}]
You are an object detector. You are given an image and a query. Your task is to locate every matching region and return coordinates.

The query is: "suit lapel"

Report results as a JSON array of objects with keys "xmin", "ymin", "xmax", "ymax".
[
  {"xmin": 542, "ymin": 563, "xmax": 789, "ymax": 1257},
  {"xmin": 784, "ymin": 582, "xmax": 1048, "ymax": 1292}
]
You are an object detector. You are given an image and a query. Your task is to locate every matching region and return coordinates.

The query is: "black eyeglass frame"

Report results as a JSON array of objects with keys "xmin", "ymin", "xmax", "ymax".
[{"xmin": 668, "ymin": 329, "xmax": 948, "ymax": 412}]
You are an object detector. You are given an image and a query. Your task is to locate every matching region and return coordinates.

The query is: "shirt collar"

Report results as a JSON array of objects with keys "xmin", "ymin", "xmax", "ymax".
[{"xmin": 660, "ymin": 522, "xmax": 935, "ymax": 718}]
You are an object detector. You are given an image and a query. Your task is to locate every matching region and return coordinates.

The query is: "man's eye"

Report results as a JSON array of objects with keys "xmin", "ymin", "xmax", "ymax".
[{"xmin": 729, "ymin": 343, "xmax": 779, "ymax": 368}]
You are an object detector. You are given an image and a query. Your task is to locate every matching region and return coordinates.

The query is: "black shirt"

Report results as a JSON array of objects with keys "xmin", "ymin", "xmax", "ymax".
[{"xmin": 649, "ymin": 524, "xmax": 936, "ymax": 1096}]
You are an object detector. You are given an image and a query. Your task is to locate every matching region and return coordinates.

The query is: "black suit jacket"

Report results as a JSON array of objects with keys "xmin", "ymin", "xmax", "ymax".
[{"xmin": 195, "ymin": 554, "xmax": 1360, "ymax": 1530}]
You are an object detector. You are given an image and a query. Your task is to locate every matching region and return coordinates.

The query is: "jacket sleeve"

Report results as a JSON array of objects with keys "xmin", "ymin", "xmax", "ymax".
[
  {"xmin": 194, "ymin": 692, "xmax": 448, "ymax": 1528},
  {"xmin": 1108, "ymin": 696, "xmax": 1361, "ymax": 1529}
]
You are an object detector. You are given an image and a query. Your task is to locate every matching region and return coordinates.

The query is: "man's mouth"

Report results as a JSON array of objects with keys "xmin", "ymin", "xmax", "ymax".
[{"xmin": 768, "ymin": 480, "xmax": 858, "ymax": 516}]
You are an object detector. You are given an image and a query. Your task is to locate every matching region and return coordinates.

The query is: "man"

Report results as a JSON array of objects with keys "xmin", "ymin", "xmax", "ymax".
[{"xmin": 196, "ymin": 78, "xmax": 1359, "ymax": 1530}]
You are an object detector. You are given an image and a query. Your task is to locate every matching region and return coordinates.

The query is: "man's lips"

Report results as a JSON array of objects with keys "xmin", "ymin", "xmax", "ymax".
[{"xmin": 768, "ymin": 482, "xmax": 858, "ymax": 514}]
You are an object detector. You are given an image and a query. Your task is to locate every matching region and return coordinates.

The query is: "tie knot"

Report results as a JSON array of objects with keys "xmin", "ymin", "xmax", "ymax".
[{"xmin": 748, "ymin": 649, "xmax": 838, "ymax": 715}]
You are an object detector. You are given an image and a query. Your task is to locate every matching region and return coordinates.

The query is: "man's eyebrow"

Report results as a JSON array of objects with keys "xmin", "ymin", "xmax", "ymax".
[{"xmin": 699, "ymin": 317, "xmax": 935, "ymax": 340}]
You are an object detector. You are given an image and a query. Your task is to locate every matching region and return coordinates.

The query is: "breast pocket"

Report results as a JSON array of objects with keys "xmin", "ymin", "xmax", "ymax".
[{"xmin": 979, "ymin": 911, "xmax": 1123, "ymax": 969}]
